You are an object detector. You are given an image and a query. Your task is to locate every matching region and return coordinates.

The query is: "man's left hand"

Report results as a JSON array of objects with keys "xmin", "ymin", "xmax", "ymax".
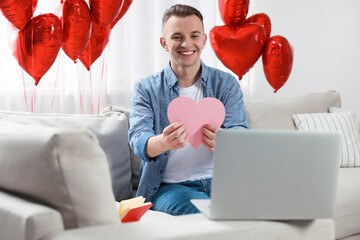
[{"xmin": 202, "ymin": 124, "xmax": 220, "ymax": 152}]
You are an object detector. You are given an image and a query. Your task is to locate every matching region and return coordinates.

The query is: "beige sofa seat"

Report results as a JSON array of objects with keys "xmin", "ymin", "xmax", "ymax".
[{"xmin": 45, "ymin": 211, "xmax": 335, "ymax": 240}]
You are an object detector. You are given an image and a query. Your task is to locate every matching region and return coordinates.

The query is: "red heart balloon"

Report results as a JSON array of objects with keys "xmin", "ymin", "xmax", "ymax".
[
  {"xmin": 0, "ymin": 0, "xmax": 38, "ymax": 30},
  {"xmin": 109, "ymin": 0, "xmax": 133, "ymax": 29},
  {"xmin": 14, "ymin": 14, "xmax": 62, "ymax": 85},
  {"xmin": 262, "ymin": 35, "xmax": 294, "ymax": 93},
  {"xmin": 90, "ymin": 0, "xmax": 123, "ymax": 27},
  {"xmin": 243, "ymin": 13, "xmax": 271, "ymax": 42},
  {"xmin": 61, "ymin": 0, "xmax": 91, "ymax": 62},
  {"xmin": 79, "ymin": 20, "xmax": 111, "ymax": 70},
  {"xmin": 219, "ymin": 0, "xmax": 249, "ymax": 27},
  {"xmin": 210, "ymin": 23, "xmax": 266, "ymax": 79}
]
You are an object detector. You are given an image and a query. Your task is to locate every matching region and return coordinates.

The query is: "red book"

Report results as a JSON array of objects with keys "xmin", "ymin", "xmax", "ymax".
[
  {"xmin": 118, "ymin": 196, "xmax": 153, "ymax": 223},
  {"xmin": 121, "ymin": 202, "xmax": 153, "ymax": 223}
]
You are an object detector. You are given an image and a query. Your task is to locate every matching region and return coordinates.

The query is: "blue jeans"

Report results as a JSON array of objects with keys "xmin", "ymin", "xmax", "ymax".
[{"xmin": 151, "ymin": 178, "xmax": 212, "ymax": 216}]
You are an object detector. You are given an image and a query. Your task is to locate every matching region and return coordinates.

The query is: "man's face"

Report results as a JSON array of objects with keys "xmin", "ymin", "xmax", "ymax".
[{"xmin": 161, "ymin": 15, "xmax": 207, "ymax": 70}]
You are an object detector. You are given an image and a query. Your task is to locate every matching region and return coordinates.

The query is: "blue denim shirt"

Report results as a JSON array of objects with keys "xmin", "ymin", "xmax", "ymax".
[{"xmin": 129, "ymin": 61, "xmax": 249, "ymax": 202}]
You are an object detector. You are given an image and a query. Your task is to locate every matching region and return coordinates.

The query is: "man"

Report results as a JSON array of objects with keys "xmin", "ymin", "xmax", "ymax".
[{"xmin": 129, "ymin": 4, "xmax": 249, "ymax": 215}]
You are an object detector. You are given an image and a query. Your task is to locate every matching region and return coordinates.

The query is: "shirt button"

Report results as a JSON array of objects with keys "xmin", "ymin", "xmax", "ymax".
[
  {"xmin": 153, "ymin": 187, "xmax": 157, "ymax": 191},
  {"xmin": 164, "ymin": 152, "xmax": 168, "ymax": 156},
  {"xmin": 160, "ymin": 170, "xmax": 163, "ymax": 174}
]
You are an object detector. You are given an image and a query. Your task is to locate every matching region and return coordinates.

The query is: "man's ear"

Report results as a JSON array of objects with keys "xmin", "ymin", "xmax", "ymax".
[
  {"xmin": 160, "ymin": 37, "xmax": 169, "ymax": 51},
  {"xmin": 203, "ymin": 33, "xmax": 207, "ymax": 48}
]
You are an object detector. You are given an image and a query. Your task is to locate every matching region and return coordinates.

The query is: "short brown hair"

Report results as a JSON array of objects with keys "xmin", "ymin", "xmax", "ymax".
[{"xmin": 162, "ymin": 4, "xmax": 204, "ymax": 29}]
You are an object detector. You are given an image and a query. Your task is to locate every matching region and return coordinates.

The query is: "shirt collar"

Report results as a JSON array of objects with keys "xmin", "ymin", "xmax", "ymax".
[{"xmin": 165, "ymin": 60, "xmax": 209, "ymax": 88}]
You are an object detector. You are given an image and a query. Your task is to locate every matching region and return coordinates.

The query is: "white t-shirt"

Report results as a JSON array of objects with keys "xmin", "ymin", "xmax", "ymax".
[{"xmin": 162, "ymin": 78, "xmax": 213, "ymax": 183}]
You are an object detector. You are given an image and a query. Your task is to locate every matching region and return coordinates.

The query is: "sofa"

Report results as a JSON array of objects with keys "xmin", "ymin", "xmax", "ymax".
[{"xmin": 0, "ymin": 90, "xmax": 359, "ymax": 240}]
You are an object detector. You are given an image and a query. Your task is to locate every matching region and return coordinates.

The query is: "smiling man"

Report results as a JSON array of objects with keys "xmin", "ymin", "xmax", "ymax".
[{"xmin": 128, "ymin": 4, "xmax": 249, "ymax": 215}]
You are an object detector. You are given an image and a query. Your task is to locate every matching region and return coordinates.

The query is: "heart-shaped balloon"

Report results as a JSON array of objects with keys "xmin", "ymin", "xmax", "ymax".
[
  {"xmin": 210, "ymin": 23, "xmax": 266, "ymax": 79},
  {"xmin": 243, "ymin": 13, "xmax": 272, "ymax": 42},
  {"xmin": 79, "ymin": 20, "xmax": 111, "ymax": 70},
  {"xmin": 90, "ymin": 0, "xmax": 123, "ymax": 27},
  {"xmin": 61, "ymin": 0, "xmax": 91, "ymax": 62},
  {"xmin": 0, "ymin": 0, "xmax": 38, "ymax": 30},
  {"xmin": 109, "ymin": 0, "xmax": 133, "ymax": 29},
  {"xmin": 262, "ymin": 35, "xmax": 294, "ymax": 93},
  {"xmin": 219, "ymin": 0, "xmax": 249, "ymax": 27},
  {"xmin": 167, "ymin": 97, "xmax": 225, "ymax": 149},
  {"xmin": 14, "ymin": 14, "xmax": 62, "ymax": 85}
]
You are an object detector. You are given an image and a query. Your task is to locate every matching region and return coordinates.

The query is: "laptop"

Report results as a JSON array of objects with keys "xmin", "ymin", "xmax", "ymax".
[{"xmin": 191, "ymin": 129, "xmax": 341, "ymax": 220}]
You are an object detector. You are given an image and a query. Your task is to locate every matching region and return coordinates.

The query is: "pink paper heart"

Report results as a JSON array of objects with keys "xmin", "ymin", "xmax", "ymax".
[{"xmin": 167, "ymin": 97, "xmax": 226, "ymax": 149}]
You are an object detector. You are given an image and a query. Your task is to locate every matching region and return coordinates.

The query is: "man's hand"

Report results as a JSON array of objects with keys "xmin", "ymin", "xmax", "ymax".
[
  {"xmin": 162, "ymin": 122, "xmax": 188, "ymax": 150},
  {"xmin": 202, "ymin": 124, "xmax": 220, "ymax": 152},
  {"xmin": 146, "ymin": 122, "xmax": 188, "ymax": 158}
]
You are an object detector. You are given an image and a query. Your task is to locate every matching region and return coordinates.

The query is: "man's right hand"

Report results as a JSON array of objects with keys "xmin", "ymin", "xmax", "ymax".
[
  {"xmin": 146, "ymin": 122, "xmax": 188, "ymax": 158},
  {"xmin": 162, "ymin": 122, "xmax": 188, "ymax": 150}
]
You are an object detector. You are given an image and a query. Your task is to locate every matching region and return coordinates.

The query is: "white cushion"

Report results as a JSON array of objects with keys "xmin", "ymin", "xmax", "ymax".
[
  {"xmin": 334, "ymin": 168, "xmax": 360, "ymax": 239},
  {"xmin": 330, "ymin": 107, "xmax": 360, "ymax": 135},
  {"xmin": 244, "ymin": 90, "xmax": 341, "ymax": 130},
  {"xmin": 0, "ymin": 110, "xmax": 132, "ymax": 201},
  {"xmin": 0, "ymin": 121, "xmax": 119, "ymax": 229},
  {"xmin": 292, "ymin": 111, "xmax": 360, "ymax": 167}
]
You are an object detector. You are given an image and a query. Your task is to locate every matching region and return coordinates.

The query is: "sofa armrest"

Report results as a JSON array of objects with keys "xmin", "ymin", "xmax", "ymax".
[{"xmin": 0, "ymin": 191, "xmax": 64, "ymax": 240}]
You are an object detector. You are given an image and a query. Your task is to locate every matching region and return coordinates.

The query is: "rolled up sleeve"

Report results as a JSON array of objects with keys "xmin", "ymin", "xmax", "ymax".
[
  {"xmin": 128, "ymin": 81, "xmax": 156, "ymax": 162},
  {"xmin": 221, "ymin": 75, "xmax": 250, "ymax": 130}
]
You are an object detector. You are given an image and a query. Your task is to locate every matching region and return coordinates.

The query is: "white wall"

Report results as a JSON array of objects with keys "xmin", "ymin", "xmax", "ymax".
[
  {"xmin": 247, "ymin": 0, "xmax": 360, "ymax": 109},
  {"xmin": 116, "ymin": 0, "xmax": 360, "ymax": 109}
]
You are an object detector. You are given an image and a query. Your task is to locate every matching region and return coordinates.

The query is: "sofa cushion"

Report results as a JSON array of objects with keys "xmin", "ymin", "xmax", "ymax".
[
  {"xmin": 0, "ymin": 191, "xmax": 64, "ymax": 240},
  {"xmin": 0, "ymin": 110, "xmax": 132, "ymax": 202},
  {"xmin": 0, "ymin": 121, "xmax": 119, "ymax": 229},
  {"xmin": 101, "ymin": 106, "xmax": 141, "ymax": 192},
  {"xmin": 330, "ymin": 107, "xmax": 360, "ymax": 135},
  {"xmin": 244, "ymin": 90, "xmax": 341, "ymax": 129},
  {"xmin": 334, "ymin": 168, "xmax": 360, "ymax": 239},
  {"xmin": 45, "ymin": 211, "xmax": 335, "ymax": 240},
  {"xmin": 292, "ymin": 111, "xmax": 360, "ymax": 167}
]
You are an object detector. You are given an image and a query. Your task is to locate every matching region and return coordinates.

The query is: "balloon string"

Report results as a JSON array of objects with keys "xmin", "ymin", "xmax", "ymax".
[
  {"xmin": 104, "ymin": 45, "xmax": 109, "ymax": 108},
  {"xmin": 51, "ymin": 51, "xmax": 62, "ymax": 113},
  {"xmin": 33, "ymin": 86, "xmax": 37, "ymax": 113},
  {"xmin": 31, "ymin": 87, "xmax": 34, "ymax": 113},
  {"xmin": 18, "ymin": 37, "xmax": 29, "ymax": 112},
  {"xmin": 89, "ymin": 70, "xmax": 94, "ymax": 114},
  {"xmin": 97, "ymin": 55, "xmax": 105, "ymax": 114},
  {"xmin": 97, "ymin": 43, "xmax": 110, "ymax": 114},
  {"xmin": 17, "ymin": 34, "xmax": 28, "ymax": 112},
  {"xmin": 77, "ymin": 64, "xmax": 84, "ymax": 114},
  {"xmin": 34, "ymin": 86, "xmax": 36, "ymax": 106},
  {"xmin": 21, "ymin": 70, "xmax": 28, "ymax": 112}
]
